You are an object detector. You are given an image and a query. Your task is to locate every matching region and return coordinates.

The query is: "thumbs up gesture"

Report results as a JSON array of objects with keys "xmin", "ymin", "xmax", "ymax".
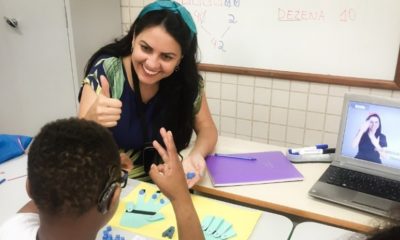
[
  {"xmin": 99, "ymin": 75, "xmax": 112, "ymax": 98},
  {"xmin": 82, "ymin": 75, "xmax": 122, "ymax": 128}
]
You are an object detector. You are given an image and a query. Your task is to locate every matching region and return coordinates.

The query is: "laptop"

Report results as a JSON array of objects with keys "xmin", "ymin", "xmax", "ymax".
[{"xmin": 309, "ymin": 93, "xmax": 400, "ymax": 218}]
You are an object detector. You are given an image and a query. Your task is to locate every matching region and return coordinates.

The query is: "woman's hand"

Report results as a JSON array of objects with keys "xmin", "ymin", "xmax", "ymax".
[
  {"xmin": 360, "ymin": 120, "xmax": 370, "ymax": 133},
  {"xmin": 182, "ymin": 152, "xmax": 206, "ymax": 188},
  {"xmin": 353, "ymin": 120, "xmax": 372, "ymax": 148},
  {"xmin": 83, "ymin": 75, "xmax": 122, "ymax": 128},
  {"xmin": 120, "ymin": 152, "xmax": 134, "ymax": 171},
  {"xmin": 369, "ymin": 133, "xmax": 387, "ymax": 160},
  {"xmin": 369, "ymin": 133, "xmax": 381, "ymax": 150}
]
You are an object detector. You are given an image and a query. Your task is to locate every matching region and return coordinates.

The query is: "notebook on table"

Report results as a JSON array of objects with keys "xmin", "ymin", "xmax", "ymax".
[
  {"xmin": 206, "ymin": 151, "xmax": 304, "ymax": 187},
  {"xmin": 309, "ymin": 93, "xmax": 400, "ymax": 218}
]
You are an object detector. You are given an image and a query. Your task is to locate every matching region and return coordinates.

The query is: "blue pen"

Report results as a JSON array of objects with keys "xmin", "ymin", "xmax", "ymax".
[
  {"xmin": 214, "ymin": 153, "xmax": 256, "ymax": 161},
  {"xmin": 0, "ymin": 178, "xmax": 6, "ymax": 185}
]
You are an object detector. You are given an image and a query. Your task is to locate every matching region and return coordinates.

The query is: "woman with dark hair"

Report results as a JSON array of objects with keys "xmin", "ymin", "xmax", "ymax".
[
  {"xmin": 78, "ymin": 0, "xmax": 217, "ymax": 187},
  {"xmin": 352, "ymin": 113, "xmax": 387, "ymax": 164}
]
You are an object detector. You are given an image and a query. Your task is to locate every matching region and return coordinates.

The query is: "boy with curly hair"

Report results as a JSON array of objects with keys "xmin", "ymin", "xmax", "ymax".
[{"xmin": 0, "ymin": 118, "xmax": 203, "ymax": 240}]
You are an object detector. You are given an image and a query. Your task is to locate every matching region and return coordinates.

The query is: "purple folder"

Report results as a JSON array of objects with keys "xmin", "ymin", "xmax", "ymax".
[{"xmin": 206, "ymin": 151, "xmax": 304, "ymax": 187}]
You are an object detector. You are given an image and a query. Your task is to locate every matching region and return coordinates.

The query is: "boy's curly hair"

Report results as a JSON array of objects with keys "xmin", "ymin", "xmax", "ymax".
[{"xmin": 28, "ymin": 118, "xmax": 120, "ymax": 216}]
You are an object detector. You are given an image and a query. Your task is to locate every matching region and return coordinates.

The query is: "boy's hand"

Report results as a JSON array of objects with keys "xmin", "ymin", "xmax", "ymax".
[{"xmin": 149, "ymin": 128, "xmax": 189, "ymax": 202}]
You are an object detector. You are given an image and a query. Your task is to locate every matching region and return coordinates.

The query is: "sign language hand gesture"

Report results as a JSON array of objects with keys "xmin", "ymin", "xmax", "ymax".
[
  {"xmin": 369, "ymin": 134, "xmax": 381, "ymax": 150},
  {"xmin": 149, "ymin": 128, "xmax": 187, "ymax": 201},
  {"xmin": 85, "ymin": 75, "xmax": 122, "ymax": 127},
  {"xmin": 361, "ymin": 120, "xmax": 371, "ymax": 133}
]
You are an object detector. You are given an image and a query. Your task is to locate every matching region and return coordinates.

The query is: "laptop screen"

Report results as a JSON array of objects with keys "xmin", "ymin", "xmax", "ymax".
[{"xmin": 340, "ymin": 98, "xmax": 400, "ymax": 170}]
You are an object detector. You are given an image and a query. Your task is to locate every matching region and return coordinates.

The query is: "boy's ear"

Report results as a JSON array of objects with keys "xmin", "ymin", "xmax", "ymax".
[
  {"xmin": 97, "ymin": 183, "xmax": 121, "ymax": 214},
  {"xmin": 109, "ymin": 185, "xmax": 121, "ymax": 211},
  {"xmin": 25, "ymin": 179, "xmax": 32, "ymax": 198}
]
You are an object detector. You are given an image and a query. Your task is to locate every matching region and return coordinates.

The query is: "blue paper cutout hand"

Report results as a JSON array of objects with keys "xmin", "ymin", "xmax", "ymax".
[
  {"xmin": 120, "ymin": 189, "xmax": 169, "ymax": 228},
  {"xmin": 201, "ymin": 216, "xmax": 236, "ymax": 240}
]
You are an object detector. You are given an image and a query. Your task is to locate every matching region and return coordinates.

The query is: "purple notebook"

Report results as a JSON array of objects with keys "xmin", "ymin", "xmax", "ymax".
[{"xmin": 206, "ymin": 151, "xmax": 304, "ymax": 187}]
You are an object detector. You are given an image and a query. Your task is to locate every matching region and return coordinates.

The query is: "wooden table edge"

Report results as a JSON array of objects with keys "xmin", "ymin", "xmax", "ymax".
[{"xmin": 193, "ymin": 185, "xmax": 376, "ymax": 234}]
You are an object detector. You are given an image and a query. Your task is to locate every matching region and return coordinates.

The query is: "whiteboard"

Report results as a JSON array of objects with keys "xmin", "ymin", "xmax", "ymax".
[{"xmin": 180, "ymin": 0, "xmax": 400, "ymax": 83}]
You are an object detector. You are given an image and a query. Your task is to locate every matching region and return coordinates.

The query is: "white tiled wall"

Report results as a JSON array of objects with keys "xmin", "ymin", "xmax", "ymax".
[
  {"xmin": 120, "ymin": 1, "xmax": 400, "ymax": 148},
  {"xmin": 204, "ymin": 74, "xmax": 399, "ymax": 148}
]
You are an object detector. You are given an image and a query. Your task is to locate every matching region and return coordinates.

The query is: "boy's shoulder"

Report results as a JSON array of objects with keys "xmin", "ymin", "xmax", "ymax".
[{"xmin": 0, "ymin": 213, "xmax": 39, "ymax": 239}]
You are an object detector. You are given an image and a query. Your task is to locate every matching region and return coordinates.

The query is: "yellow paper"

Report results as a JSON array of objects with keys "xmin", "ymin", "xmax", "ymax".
[{"xmin": 109, "ymin": 182, "xmax": 261, "ymax": 240}]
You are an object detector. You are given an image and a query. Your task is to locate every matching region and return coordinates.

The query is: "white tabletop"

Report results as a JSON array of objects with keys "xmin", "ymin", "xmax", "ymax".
[
  {"xmin": 290, "ymin": 222, "xmax": 366, "ymax": 240},
  {"xmin": 187, "ymin": 136, "xmax": 387, "ymax": 233},
  {"xmin": 0, "ymin": 155, "xmax": 29, "ymax": 225},
  {"xmin": 0, "ymin": 155, "xmax": 294, "ymax": 240}
]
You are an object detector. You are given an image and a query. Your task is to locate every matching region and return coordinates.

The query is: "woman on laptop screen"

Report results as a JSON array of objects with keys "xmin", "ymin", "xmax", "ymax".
[{"xmin": 352, "ymin": 113, "xmax": 387, "ymax": 164}]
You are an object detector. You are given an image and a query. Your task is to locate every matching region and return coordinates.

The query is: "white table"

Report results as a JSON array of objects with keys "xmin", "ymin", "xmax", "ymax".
[
  {"xmin": 290, "ymin": 222, "xmax": 366, "ymax": 240},
  {"xmin": 0, "ymin": 155, "xmax": 29, "ymax": 225},
  {"xmin": 187, "ymin": 136, "xmax": 387, "ymax": 233}
]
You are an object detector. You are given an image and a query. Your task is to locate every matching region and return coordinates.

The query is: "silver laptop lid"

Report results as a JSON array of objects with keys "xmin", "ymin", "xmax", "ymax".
[{"xmin": 334, "ymin": 93, "xmax": 400, "ymax": 180}]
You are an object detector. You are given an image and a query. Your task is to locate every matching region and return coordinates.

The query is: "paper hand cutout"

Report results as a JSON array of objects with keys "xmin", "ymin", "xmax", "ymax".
[
  {"xmin": 201, "ymin": 216, "xmax": 237, "ymax": 240},
  {"xmin": 120, "ymin": 189, "xmax": 169, "ymax": 228}
]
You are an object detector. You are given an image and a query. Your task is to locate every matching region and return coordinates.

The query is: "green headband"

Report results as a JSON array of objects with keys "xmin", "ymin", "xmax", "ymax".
[{"xmin": 138, "ymin": 0, "xmax": 197, "ymax": 38}]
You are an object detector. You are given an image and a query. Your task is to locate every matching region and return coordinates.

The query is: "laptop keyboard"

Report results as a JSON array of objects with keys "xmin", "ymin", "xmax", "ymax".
[{"xmin": 320, "ymin": 165, "xmax": 400, "ymax": 202}]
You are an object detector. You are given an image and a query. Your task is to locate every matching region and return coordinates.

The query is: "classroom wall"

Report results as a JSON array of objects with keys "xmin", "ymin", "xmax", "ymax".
[{"xmin": 120, "ymin": 0, "xmax": 400, "ymax": 148}]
